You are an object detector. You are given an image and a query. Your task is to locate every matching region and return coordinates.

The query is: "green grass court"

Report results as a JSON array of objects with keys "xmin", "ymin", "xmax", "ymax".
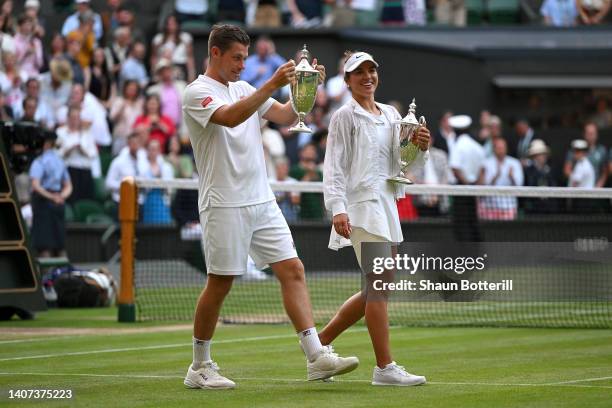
[{"xmin": 1, "ymin": 307, "xmax": 611, "ymax": 407}]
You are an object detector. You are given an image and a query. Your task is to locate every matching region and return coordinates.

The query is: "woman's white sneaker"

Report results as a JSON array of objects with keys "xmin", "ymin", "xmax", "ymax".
[
  {"xmin": 184, "ymin": 360, "xmax": 236, "ymax": 389},
  {"xmin": 372, "ymin": 362, "xmax": 426, "ymax": 386},
  {"xmin": 307, "ymin": 345, "xmax": 359, "ymax": 381}
]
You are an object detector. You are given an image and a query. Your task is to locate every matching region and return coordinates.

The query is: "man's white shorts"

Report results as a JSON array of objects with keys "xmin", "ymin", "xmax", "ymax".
[{"xmin": 199, "ymin": 200, "xmax": 298, "ymax": 275}]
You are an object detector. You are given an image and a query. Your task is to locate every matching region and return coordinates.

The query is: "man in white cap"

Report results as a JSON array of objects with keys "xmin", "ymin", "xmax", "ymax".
[
  {"xmin": 447, "ymin": 114, "xmax": 485, "ymax": 241},
  {"xmin": 61, "ymin": 0, "xmax": 103, "ymax": 42},
  {"xmin": 568, "ymin": 139, "xmax": 595, "ymax": 188}
]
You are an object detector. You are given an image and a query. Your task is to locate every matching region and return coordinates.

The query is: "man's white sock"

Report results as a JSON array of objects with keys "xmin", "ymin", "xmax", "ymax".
[
  {"xmin": 298, "ymin": 327, "xmax": 323, "ymax": 362},
  {"xmin": 192, "ymin": 337, "xmax": 211, "ymax": 370}
]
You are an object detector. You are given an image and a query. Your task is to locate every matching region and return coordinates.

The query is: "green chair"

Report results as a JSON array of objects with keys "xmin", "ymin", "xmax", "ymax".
[
  {"xmin": 93, "ymin": 178, "xmax": 109, "ymax": 203},
  {"xmin": 73, "ymin": 199, "xmax": 105, "ymax": 223},
  {"xmin": 104, "ymin": 199, "xmax": 118, "ymax": 218},
  {"xmin": 488, "ymin": 0, "xmax": 520, "ymax": 24},
  {"xmin": 64, "ymin": 203, "xmax": 75, "ymax": 223},
  {"xmin": 466, "ymin": 0, "xmax": 484, "ymax": 25},
  {"xmin": 85, "ymin": 213, "xmax": 115, "ymax": 225}
]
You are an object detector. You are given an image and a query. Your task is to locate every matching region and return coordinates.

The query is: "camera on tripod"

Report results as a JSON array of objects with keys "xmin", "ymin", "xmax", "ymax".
[{"xmin": 0, "ymin": 121, "xmax": 56, "ymax": 174}]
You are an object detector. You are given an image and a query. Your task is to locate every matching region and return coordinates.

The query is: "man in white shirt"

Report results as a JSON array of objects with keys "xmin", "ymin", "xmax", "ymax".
[
  {"xmin": 479, "ymin": 138, "xmax": 524, "ymax": 220},
  {"xmin": 568, "ymin": 139, "xmax": 595, "ymax": 188},
  {"xmin": 105, "ymin": 133, "xmax": 146, "ymax": 211},
  {"xmin": 61, "ymin": 0, "xmax": 103, "ymax": 42},
  {"xmin": 181, "ymin": 24, "xmax": 358, "ymax": 390},
  {"xmin": 448, "ymin": 114, "xmax": 485, "ymax": 242}
]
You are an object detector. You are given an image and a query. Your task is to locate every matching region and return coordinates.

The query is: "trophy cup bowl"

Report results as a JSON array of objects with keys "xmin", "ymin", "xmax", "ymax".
[
  {"xmin": 387, "ymin": 98, "xmax": 426, "ymax": 185},
  {"xmin": 289, "ymin": 45, "xmax": 319, "ymax": 134}
]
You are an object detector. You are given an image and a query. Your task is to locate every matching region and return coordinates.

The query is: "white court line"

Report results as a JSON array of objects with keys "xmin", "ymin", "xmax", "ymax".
[
  {"xmin": 545, "ymin": 376, "xmax": 612, "ymax": 385},
  {"xmin": 0, "ymin": 372, "xmax": 610, "ymax": 390},
  {"xmin": 0, "ymin": 328, "xmax": 371, "ymax": 363}
]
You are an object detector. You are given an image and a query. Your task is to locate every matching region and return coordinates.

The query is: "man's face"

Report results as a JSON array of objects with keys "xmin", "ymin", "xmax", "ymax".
[
  {"xmin": 256, "ymin": 40, "xmax": 269, "ymax": 58},
  {"xmin": 212, "ymin": 42, "xmax": 248, "ymax": 83},
  {"xmin": 24, "ymin": 99, "xmax": 37, "ymax": 118},
  {"xmin": 133, "ymin": 43, "xmax": 145, "ymax": 60},
  {"xmin": 128, "ymin": 137, "xmax": 140, "ymax": 155},
  {"xmin": 26, "ymin": 80, "xmax": 40, "ymax": 97},
  {"xmin": 584, "ymin": 124, "xmax": 598, "ymax": 145},
  {"xmin": 299, "ymin": 146, "xmax": 318, "ymax": 169},
  {"xmin": 493, "ymin": 139, "xmax": 507, "ymax": 159}
]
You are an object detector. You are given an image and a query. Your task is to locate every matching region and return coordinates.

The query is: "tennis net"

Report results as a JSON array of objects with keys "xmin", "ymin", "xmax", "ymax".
[{"xmin": 119, "ymin": 177, "xmax": 612, "ymax": 328}]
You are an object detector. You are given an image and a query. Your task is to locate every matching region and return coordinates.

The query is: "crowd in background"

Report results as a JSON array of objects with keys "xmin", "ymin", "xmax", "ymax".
[{"xmin": 1, "ymin": 0, "xmax": 611, "ymax": 250}]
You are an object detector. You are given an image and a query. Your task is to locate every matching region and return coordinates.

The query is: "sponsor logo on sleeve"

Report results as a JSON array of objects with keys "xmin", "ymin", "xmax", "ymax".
[{"xmin": 201, "ymin": 96, "xmax": 213, "ymax": 108}]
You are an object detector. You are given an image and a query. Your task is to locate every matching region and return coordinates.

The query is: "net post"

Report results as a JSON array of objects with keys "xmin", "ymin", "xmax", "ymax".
[{"xmin": 118, "ymin": 176, "xmax": 138, "ymax": 322}]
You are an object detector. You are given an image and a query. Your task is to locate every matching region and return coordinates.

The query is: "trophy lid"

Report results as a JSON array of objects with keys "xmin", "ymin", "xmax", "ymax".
[
  {"xmin": 295, "ymin": 44, "xmax": 318, "ymax": 73},
  {"xmin": 399, "ymin": 98, "xmax": 419, "ymax": 126}
]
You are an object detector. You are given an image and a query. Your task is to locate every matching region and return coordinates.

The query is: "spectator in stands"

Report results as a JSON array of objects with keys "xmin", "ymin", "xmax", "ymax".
[
  {"xmin": 482, "ymin": 114, "xmax": 502, "ymax": 157},
  {"xmin": 12, "ymin": 78, "xmax": 54, "ymax": 128},
  {"xmin": 64, "ymin": 34, "xmax": 86, "ymax": 85},
  {"xmin": 174, "ymin": 0, "xmax": 210, "ymax": 24},
  {"xmin": 242, "ymin": 36, "xmax": 285, "ymax": 90},
  {"xmin": 0, "ymin": 0, "xmax": 14, "ymax": 34},
  {"xmin": 13, "ymin": 15, "xmax": 43, "ymax": 78},
  {"xmin": 62, "ymin": 0, "xmax": 103, "ymax": 43},
  {"xmin": 0, "ymin": 51, "xmax": 25, "ymax": 108},
  {"xmin": 564, "ymin": 122, "xmax": 608, "ymax": 187},
  {"xmin": 89, "ymin": 47, "xmax": 115, "ymax": 107},
  {"xmin": 57, "ymin": 83, "xmax": 112, "ymax": 148},
  {"xmin": 217, "ymin": 0, "xmax": 247, "ymax": 23},
  {"xmin": 523, "ymin": 139, "xmax": 558, "ymax": 213},
  {"xmin": 24, "ymin": 0, "xmax": 45, "ymax": 39},
  {"xmin": 104, "ymin": 26, "xmax": 131, "ymax": 82},
  {"xmin": 433, "ymin": 110, "xmax": 455, "ymax": 155},
  {"xmin": 514, "ymin": 118, "xmax": 535, "ymax": 165},
  {"xmin": 590, "ymin": 97, "xmax": 612, "ymax": 129},
  {"xmin": 105, "ymin": 132, "xmax": 146, "ymax": 208},
  {"xmin": 408, "ymin": 135, "xmax": 450, "ymax": 216},
  {"xmin": 66, "ymin": 11, "xmax": 96, "ymax": 74},
  {"xmin": 17, "ymin": 95, "xmax": 36, "ymax": 123},
  {"xmin": 434, "ymin": 0, "xmax": 466, "ymax": 26},
  {"xmin": 381, "ymin": 0, "xmax": 405, "ymax": 25},
  {"xmin": 326, "ymin": 56, "xmax": 350, "ymax": 114},
  {"xmin": 478, "ymin": 138, "xmax": 524, "ymax": 220},
  {"xmin": 249, "ymin": 0, "xmax": 282, "ymax": 27},
  {"xmin": 576, "ymin": 0, "xmax": 611, "ymax": 24},
  {"xmin": 109, "ymin": 79, "xmax": 143, "ymax": 155},
  {"xmin": 567, "ymin": 139, "xmax": 595, "ymax": 187},
  {"xmin": 273, "ymin": 156, "xmax": 300, "ymax": 223},
  {"xmin": 40, "ymin": 58, "xmax": 73, "ymax": 127},
  {"xmin": 286, "ymin": 0, "xmax": 323, "ymax": 27},
  {"xmin": 140, "ymin": 139, "xmax": 174, "ymax": 224},
  {"xmin": 151, "ymin": 14, "xmax": 196, "ymax": 82},
  {"xmin": 134, "ymin": 93, "xmax": 176, "ymax": 153},
  {"xmin": 0, "ymin": 89, "xmax": 13, "ymax": 120},
  {"xmin": 540, "ymin": 0, "xmax": 579, "ymax": 26},
  {"xmin": 56, "ymin": 105, "xmax": 98, "ymax": 203},
  {"xmin": 101, "ymin": 0, "xmax": 122, "ymax": 45},
  {"xmin": 147, "ymin": 59, "xmax": 186, "ymax": 128},
  {"xmin": 120, "ymin": 40, "xmax": 149, "ymax": 88},
  {"xmin": 262, "ymin": 120, "xmax": 286, "ymax": 177},
  {"xmin": 165, "ymin": 135, "xmax": 194, "ymax": 178},
  {"xmin": 48, "ymin": 32, "xmax": 66, "ymax": 62},
  {"xmin": 29, "ymin": 131, "xmax": 72, "ymax": 257},
  {"xmin": 448, "ymin": 114, "xmax": 485, "ymax": 241},
  {"xmin": 404, "ymin": 0, "xmax": 427, "ymax": 25},
  {"xmin": 117, "ymin": 6, "xmax": 144, "ymax": 43},
  {"xmin": 290, "ymin": 143, "xmax": 324, "ymax": 220}
]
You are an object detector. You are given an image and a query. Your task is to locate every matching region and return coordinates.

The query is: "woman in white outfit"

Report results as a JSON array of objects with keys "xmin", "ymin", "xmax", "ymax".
[{"xmin": 321, "ymin": 51, "xmax": 430, "ymax": 386}]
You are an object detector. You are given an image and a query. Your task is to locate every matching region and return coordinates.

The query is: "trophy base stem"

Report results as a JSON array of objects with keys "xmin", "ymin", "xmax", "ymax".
[
  {"xmin": 387, "ymin": 176, "xmax": 414, "ymax": 185},
  {"xmin": 289, "ymin": 122, "xmax": 312, "ymax": 133}
]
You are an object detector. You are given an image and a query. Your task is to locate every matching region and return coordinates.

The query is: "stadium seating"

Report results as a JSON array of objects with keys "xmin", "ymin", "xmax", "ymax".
[
  {"xmin": 488, "ymin": 0, "xmax": 520, "ymax": 24},
  {"xmin": 73, "ymin": 199, "xmax": 106, "ymax": 223}
]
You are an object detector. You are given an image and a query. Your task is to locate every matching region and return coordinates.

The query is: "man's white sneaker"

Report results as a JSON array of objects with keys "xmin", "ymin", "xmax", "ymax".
[
  {"xmin": 307, "ymin": 345, "xmax": 359, "ymax": 381},
  {"xmin": 372, "ymin": 362, "xmax": 426, "ymax": 386},
  {"xmin": 184, "ymin": 361, "xmax": 236, "ymax": 389}
]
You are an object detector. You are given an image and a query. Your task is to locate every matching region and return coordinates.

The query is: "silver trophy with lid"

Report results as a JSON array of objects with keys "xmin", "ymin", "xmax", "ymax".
[
  {"xmin": 289, "ymin": 45, "xmax": 319, "ymax": 133},
  {"xmin": 388, "ymin": 98, "xmax": 426, "ymax": 185}
]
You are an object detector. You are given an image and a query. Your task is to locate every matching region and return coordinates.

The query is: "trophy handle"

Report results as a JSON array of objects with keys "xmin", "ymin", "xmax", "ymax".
[{"xmin": 419, "ymin": 116, "xmax": 426, "ymax": 127}]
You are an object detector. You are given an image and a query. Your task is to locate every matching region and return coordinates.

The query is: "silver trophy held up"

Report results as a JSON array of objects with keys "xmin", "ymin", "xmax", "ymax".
[
  {"xmin": 388, "ymin": 98, "xmax": 426, "ymax": 185},
  {"xmin": 289, "ymin": 45, "xmax": 319, "ymax": 133}
]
